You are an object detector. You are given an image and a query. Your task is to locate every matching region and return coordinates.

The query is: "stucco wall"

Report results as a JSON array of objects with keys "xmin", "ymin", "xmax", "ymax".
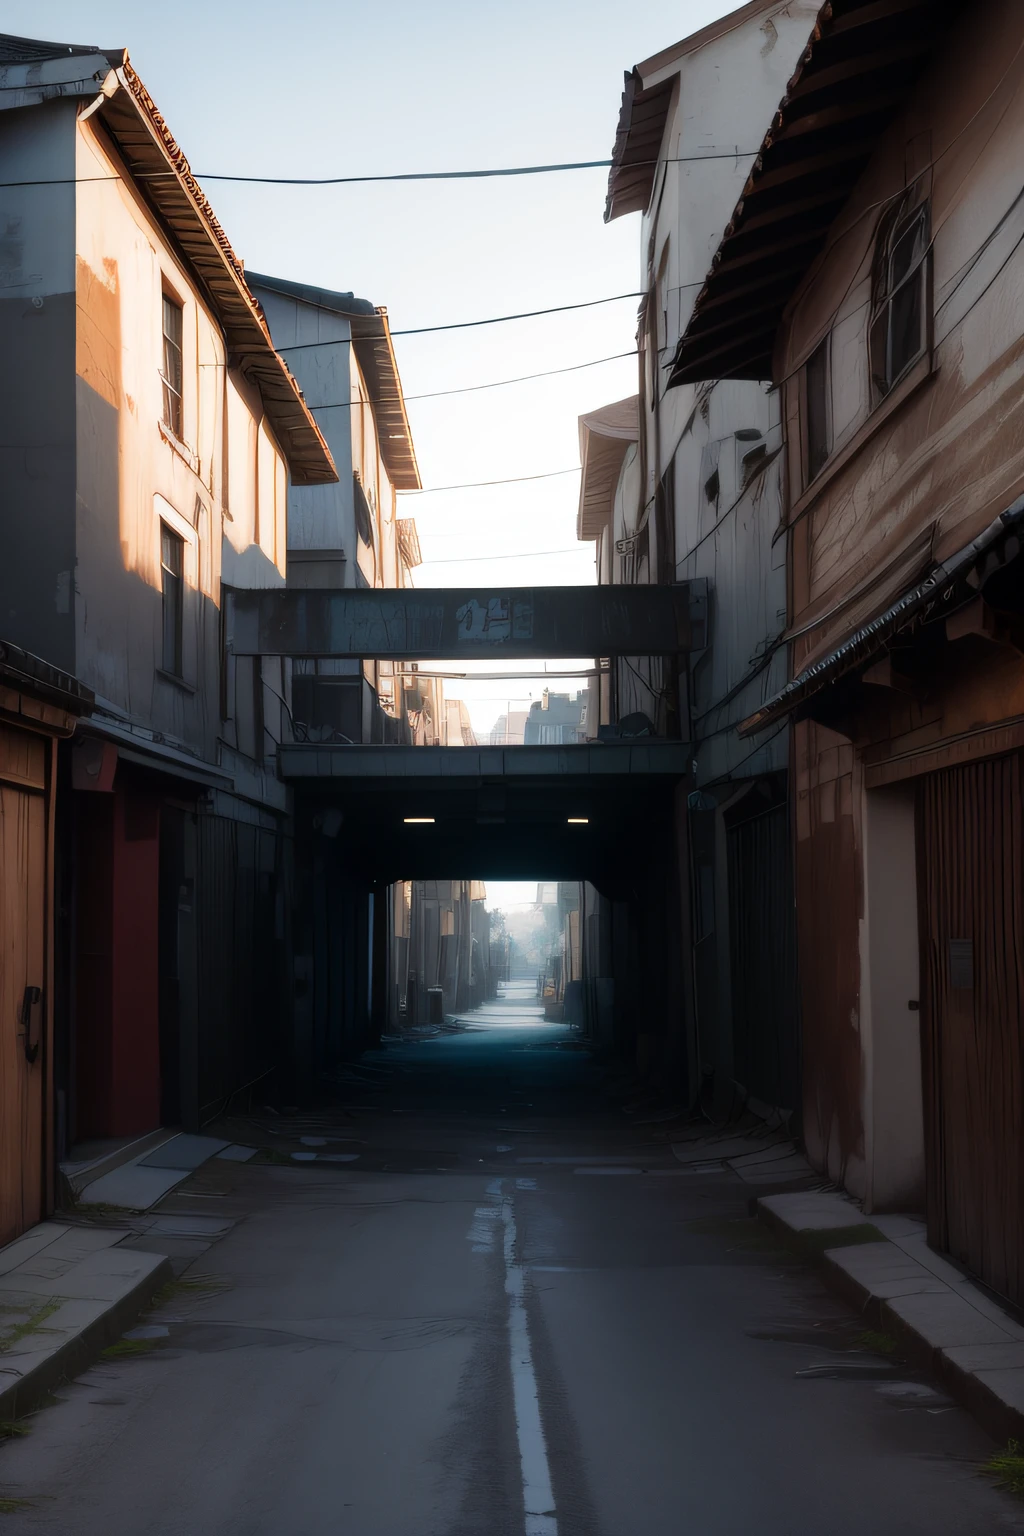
[
  {"xmin": 0, "ymin": 99, "xmax": 78, "ymax": 670},
  {"xmin": 72, "ymin": 113, "xmax": 286, "ymax": 759}
]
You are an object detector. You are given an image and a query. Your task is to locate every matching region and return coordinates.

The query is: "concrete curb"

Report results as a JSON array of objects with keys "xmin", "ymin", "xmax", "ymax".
[
  {"xmin": 758, "ymin": 1192, "xmax": 1024, "ymax": 1447},
  {"xmin": 0, "ymin": 1249, "xmax": 172, "ymax": 1421}
]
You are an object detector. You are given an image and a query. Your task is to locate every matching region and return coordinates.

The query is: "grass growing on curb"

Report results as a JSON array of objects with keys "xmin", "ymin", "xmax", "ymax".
[
  {"xmin": 854, "ymin": 1329, "xmax": 899, "ymax": 1356},
  {"xmin": 0, "ymin": 1497, "xmax": 32, "ymax": 1514},
  {"xmin": 0, "ymin": 1300, "xmax": 61, "ymax": 1354},
  {"xmin": 0, "ymin": 1424, "xmax": 29, "ymax": 1440},
  {"xmin": 149, "ymin": 1274, "xmax": 230, "ymax": 1311},
  {"xmin": 99, "ymin": 1338, "xmax": 157, "ymax": 1361},
  {"xmin": 982, "ymin": 1441, "xmax": 1024, "ymax": 1497}
]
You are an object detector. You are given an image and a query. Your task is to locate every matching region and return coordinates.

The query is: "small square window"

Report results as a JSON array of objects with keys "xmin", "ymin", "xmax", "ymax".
[
  {"xmin": 160, "ymin": 523, "xmax": 184, "ymax": 676},
  {"xmin": 161, "ymin": 293, "xmax": 183, "ymax": 438}
]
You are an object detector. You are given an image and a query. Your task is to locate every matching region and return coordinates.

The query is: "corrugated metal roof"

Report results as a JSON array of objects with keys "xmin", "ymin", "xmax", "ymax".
[
  {"xmin": 577, "ymin": 397, "xmax": 638, "ymax": 540},
  {"xmin": 0, "ymin": 34, "xmax": 108, "ymax": 62},
  {"xmin": 604, "ymin": 71, "xmax": 675, "ymax": 223},
  {"xmin": 0, "ymin": 35, "xmax": 336, "ymax": 486},
  {"xmin": 95, "ymin": 65, "xmax": 337, "ymax": 486},
  {"xmin": 246, "ymin": 273, "xmax": 421, "ymax": 491},
  {"xmin": 739, "ymin": 495, "xmax": 1024, "ymax": 735},
  {"xmin": 667, "ymin": 0, "xmax": 965, "ymax": 385},
  {"xmin": 0, "ymin": 640, "xmax": 93, "ymax": 712},
  {"xmin": 604, "ymin": 1, "xmax": 785, "ymax": 223}
]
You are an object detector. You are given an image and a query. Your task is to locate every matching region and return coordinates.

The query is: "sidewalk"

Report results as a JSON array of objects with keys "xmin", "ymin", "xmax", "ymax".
[
  {"xmin": 759, "ymin": 1190, "xmax": 1024, "ymax": 1447},
  {"xmin": 0, "ymin": 1222, "xmax": 169, "ymax": 1419},
  {"xmin": 0, "ymin": 1134, "xmax": 251, "ymax": 1421}
]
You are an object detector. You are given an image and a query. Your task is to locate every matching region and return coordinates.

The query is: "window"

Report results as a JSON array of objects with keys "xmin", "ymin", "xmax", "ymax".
[
  {"xmin": 161, "ymin": 293, "xmax": 183, "ymax": 438},
  {"xmin": 805, "ymin": 338, "xmax": 832, "ymax": 482},
  {"xmin": 869, "ymin": 200, "xmax": 929, "ymax": 402},
  {"xmin": 160, "ymin": 523, "xmax": 183, "ymax": 676}
]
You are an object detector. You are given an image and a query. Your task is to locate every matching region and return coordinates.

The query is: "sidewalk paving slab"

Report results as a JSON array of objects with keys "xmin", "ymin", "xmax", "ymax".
[
  {"xmin": 759, "ymin": 1189, "xmax": 1024, "ymax": 1447},
  {"xmin": 0, "ymin": 1226, "xmax": 170, "ymax": 1420}
]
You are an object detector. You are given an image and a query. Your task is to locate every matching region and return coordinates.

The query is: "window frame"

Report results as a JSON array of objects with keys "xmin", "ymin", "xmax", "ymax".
[
  {"xmin": 804, "ymin": 335, "xmax": 833, "ymax": 486},
  {"xmin": 160, "ymin": 288, "xmax": 184, "ymax": 440},
  {"xmin": 868, "ymin": 198, "xmax": 931, "ymax": 406},
  {"xmin": 160, "ymin": 521, "xmax": 184, "ymax": 678}
]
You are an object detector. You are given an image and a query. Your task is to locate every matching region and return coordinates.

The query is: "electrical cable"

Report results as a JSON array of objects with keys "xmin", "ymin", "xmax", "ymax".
[
  {"xmin": 309, "ymin": 349, "xmax": 638, "ymax": 410},
  {"xmin": 0, "ymin": 149, "xmax": 761, "ymax": 183},
  {"xmin": 277, "ymin": 291, "xmax": 644, "ymax": 347},
  {"xmin": 399, "ymin": 468, "xmax": 579, "ymax": 494},
  {"xmin": 414, "ymin": 546, "xmax": 584, "ymax": 565}
]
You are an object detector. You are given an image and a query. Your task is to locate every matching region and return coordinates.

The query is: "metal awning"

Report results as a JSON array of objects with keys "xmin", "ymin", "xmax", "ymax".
[
  {"xmin": 740, "ymin": 496, "xmax": 1024, "ymax": 735},
  {"xmin": 667, "ymin": 0, "xmax": 966, "ymax": 386}
]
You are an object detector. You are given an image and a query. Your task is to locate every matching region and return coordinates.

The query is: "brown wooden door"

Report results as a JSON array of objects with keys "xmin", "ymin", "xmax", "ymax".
[
  {"xmin": 918, "ymin": 752, "xmax": 1024, "ymax": 1305},
  {"xmin": 0, "ymin": 728, "xmax": 48, "ymax": 1247}
]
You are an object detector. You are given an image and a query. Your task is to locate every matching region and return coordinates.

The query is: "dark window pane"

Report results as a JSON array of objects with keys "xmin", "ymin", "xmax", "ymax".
[
  {"xmin": 160, "ymin": 524, "xmax": 184, "ymax": 675},
  {"xmin": 889, "ymin": 210, "xmax": 927, "ymax": 288},
  {"xmin": 889, "ymin": 276, "xmax": 923, "ymax": 383},
  {"xmin": 161, "ymin": 294, "xmax": 183, "ymax": 437},
  {"xmin": 805, "ymin": 340, "xmax": 831, "ymax": 480}
]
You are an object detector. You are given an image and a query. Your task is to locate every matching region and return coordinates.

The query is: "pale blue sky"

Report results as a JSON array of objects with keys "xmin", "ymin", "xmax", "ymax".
[{"xmin": 9, "ymin": 0, "xmax": 738, "ymax": 732}]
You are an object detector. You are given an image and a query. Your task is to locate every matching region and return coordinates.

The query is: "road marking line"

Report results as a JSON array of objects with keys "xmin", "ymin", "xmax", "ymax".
[{"xmin": 499, "ymin": 1187, "xmax": 558, "ymax": 1536}]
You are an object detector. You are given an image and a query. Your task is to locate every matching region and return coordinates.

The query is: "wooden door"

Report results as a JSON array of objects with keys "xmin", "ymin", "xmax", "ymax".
[
  {"xmin": 918, "ymin": 753, "xmax": 1024, "ymax": 1305},
  {"xmin": 0, "ymin": 725, "xmax": 49, "ymax": 1247}
]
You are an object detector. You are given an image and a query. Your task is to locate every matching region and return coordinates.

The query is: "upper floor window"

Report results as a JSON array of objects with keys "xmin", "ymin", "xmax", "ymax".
[
  {"xmin": 160, "ymin": 522, "xmax": 184, "ymax": 676},
  {"xmin": 805, "ymin": 338, "xmax": 832, "ymax": 482},
  {"xmin": 161, "ymin": 292, "xmax": 184, "ymax": 438},
  {"xmin": 869, "ymin": 200, "xmax": 930, "ymax": 403}
]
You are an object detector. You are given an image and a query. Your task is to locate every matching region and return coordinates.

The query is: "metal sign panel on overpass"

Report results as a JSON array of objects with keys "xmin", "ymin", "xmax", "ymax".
[{"xmin": 225, "ymin": 582, "xmax": 707, "ymax": 660}]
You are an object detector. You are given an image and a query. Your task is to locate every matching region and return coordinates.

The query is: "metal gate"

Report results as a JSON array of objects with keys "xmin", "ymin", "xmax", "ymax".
[{"xmin": 918, "ymin": 752, "xmax": 1024, "ymax": 1305}]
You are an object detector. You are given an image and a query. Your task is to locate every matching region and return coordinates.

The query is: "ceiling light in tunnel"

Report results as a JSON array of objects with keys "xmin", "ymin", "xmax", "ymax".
[
  {"xmin": 403, "ymin": 817, "xmax": 435, "ymax": 824},
  {"xmin": 567, "ymin": 817, "xmax": 589, "ymax": 825}
]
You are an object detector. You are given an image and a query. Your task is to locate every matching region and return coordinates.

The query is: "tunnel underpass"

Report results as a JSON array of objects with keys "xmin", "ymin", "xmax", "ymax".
[{"xmin": 282, "ymin": 739, "xmax": 693, "ymax": 1110}]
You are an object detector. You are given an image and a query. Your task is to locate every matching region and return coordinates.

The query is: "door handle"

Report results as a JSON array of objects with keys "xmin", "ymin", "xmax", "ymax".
[{"xmin": 19, "ymin": 986, "xmax": 40, "ymax": 1065}]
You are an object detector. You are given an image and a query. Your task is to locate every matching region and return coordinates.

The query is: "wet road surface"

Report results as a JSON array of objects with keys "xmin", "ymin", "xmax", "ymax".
[{"xmin": 1, "ymin": 984, "xmax": 1021, "ymax": 1534}]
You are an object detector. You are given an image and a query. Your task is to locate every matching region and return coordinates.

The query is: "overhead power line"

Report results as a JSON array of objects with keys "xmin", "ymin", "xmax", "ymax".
[
  {"xmin": 0, "ymin": 149, "xmax": 759, "ymax": 187},
  {"xmin": 307, "ymin": 349, "xmax": 638, "ymax": 411},
  {"xmin": 399, "ymin": 350, "xmax": 637, "ymax": 403},
  {"xmin": 417, "ymin": 547, "xmax": 584, "ymax": 564},
  {"xmin": 400, "ymin": 468, "xmax": 579, "ymax": 495},
  {"xmin": 277, "ymin": 291, "xmax": 643, "ymax": 348}
]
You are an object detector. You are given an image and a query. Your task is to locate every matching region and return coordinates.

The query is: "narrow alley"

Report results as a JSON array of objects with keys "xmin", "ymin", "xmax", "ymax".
[
  {"xmin": 0, "ymin": 993, "xmax": 1018, "ymax": 1535},
  {"xmin": 6, "ymin": 3, "xmax": 1024, "ymax": 1530}
]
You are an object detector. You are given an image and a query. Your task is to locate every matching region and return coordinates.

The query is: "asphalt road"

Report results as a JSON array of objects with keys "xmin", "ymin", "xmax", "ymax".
[{"xmin": 2, "ymin": 988, "xmax": 1021, "ymax": 1535}]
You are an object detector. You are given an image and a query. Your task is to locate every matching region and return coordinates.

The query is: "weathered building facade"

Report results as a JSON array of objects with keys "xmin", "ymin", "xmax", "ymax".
[
  {"xmin": 0, "ymin": 36, "xmax": 336, "ymax": 1156},
  {"xmin": 673, "ymin": 0, "xmax": 1024, "ymax": 1304},
  {"xmin": 579, "ymin": 2, "xmax": 816, "ymax": 1116}
]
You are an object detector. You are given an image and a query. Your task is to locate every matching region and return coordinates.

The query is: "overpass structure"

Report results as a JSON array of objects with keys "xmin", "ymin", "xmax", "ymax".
[
  {"xmin": 248, "ymin": 582, "xmax": 703, "ymax": 1099},
  {"xmin": 225, "ymin": 582, "xmax": 707, "ymax": 661}
]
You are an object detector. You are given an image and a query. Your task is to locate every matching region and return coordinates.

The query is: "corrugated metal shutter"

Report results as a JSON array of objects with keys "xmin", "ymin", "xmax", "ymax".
[{"xmin": 918, "ymin": 751, "xmax": 1024, "ymax": 1305}]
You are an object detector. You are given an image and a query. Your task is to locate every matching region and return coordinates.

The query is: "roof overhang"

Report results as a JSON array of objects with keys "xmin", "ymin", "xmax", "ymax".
[
  {"xmin": 0, "ymin": 640, "xmax": 93, "ymax": 713},
  {"xmin": 91, "ymin": 68, "xmax": 336, "ymax": 485},
  {"xmin": 740, "ymin": 495, "xmax": 1024, "ymax": 735},
  {"xmin": 577, "ymin": 397, "xmax": 638, "ymax": 541},
  {"xmin": 246, "ymin": 273, "xmax": 421, "ymax": 490},
  {"xmin": 667, "ymin": 0, "xmax": 966, "ymax": 386},
  {"xmin": 605, "ymin": 70, "xmax": 675, "ymax": 222},
  {"xmin": 604, "ymin": 1, "xmax": 786, "ymax": 223}
]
